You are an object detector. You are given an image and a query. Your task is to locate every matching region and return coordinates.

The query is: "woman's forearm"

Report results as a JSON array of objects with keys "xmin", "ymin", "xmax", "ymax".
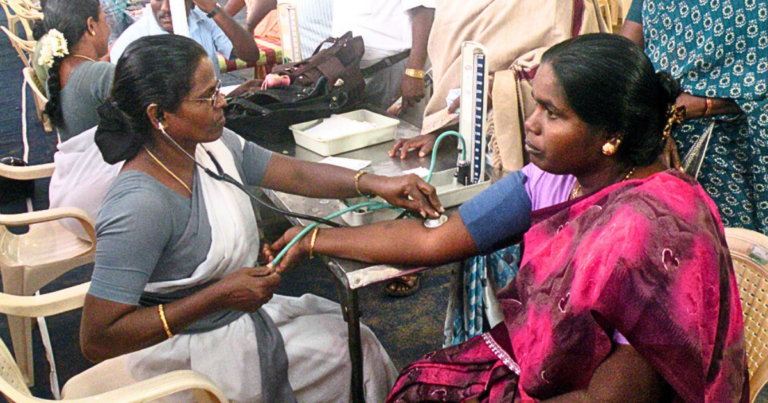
[
  {"xmin": 261, "ymin": 154, "xmax": 365, "ymax": 199},
  {"xmin": 80, "ymin": 267, "xmax": 278, "ymax": 362},
  {"xmin": 676, "ymin": 93, "xmax": 743, "ymax": 119},
  {"xmin": 298, "ymin": 211, "xmax": 477, "ymax": 266},
  {"xmin": 80, "ymin": 289, "xmax": 226, "ymax": 362}
]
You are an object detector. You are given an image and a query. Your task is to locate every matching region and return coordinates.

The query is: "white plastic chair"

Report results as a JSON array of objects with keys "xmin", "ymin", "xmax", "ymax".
[
  {"xmin": 0, "ymin": 206, "xmax": 96, "ymax": 387},
  {"xmin": 0, "ymin": 286, "xmax": 230, "ymax": 403},
  {"xmin": 0, "ymin": 26, "xmax": 34, "ymax": 70},
  {"xmin": 22, "ymin": 67, "xmax": 52, "ymax": 133},
  {"xmin": 724, "ymin": 227, "xmax": 768, "ymax": 403},
  {"xmin": 0, "ymin": 0, "xmax": 37, "ymax": 41}
]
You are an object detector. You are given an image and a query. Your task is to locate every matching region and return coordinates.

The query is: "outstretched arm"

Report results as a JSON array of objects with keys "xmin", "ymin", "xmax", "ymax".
[
  {"xmin": 194, "ymin": 0, "xmax": 260, "ymax": 62},
  {"xmin": 267, "ymin": 210, "xmax": 478, "ymax": 272},
  {"xmin": 260, "ymin": 153, "xmax": 444, "ymax": 218}
]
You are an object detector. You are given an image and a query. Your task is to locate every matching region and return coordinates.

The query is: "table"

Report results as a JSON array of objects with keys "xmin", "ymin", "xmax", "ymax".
[{"xmin": 263, "ymin": 118, "xmax": 459, "ymax": 403}]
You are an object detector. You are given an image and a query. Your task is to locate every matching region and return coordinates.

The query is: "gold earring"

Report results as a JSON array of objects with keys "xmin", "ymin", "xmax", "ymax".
[
  {"xmin": 90, "ymin": 30, "xmax": 96, "ymax": 36},
  {"xmin": 602, "ymin": 142, "xmax": 617, "ymax": 156}
]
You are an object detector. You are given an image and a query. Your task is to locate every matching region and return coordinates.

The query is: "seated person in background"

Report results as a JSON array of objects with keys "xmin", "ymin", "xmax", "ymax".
[
  {"xmin": 36, "ymin": 0, "xmax": 112, "ymax": 142},
  {"xmin": 268, "ymin": 34, "xmax": 748, "ymax": 402},
  {"xmin": 223, "ymin": 0, "xmax": 332, "ymax": 59},
  {"xmin": 109, "ymin": 0, "xmax": 259, "ymax": 78},
  {"xmin": 72, "ymin": 34, "xmax": 443, "ymax": 403},
  {"xmin": 332, "ymin": 0, "xmax": 434, "ymax": 110}
]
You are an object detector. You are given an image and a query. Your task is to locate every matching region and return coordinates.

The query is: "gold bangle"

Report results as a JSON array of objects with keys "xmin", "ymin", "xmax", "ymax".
[
  {"xmin": 309, "ymin": 227, "xmax": 319, "ymax": 259},
  {"xmin": 354, "ymin": 171, "xmax": 368, "ymax": 197},
  {"xmin": 158, "ymin": 304, "xmax": 173, "ymax": 339},
  {"xmin": 703, "ymin": 97, "xmax": 712, "ymax": 117},
  {"xmin": 404, "ymin": 68, "xmax": 425, "ymax": 79}
]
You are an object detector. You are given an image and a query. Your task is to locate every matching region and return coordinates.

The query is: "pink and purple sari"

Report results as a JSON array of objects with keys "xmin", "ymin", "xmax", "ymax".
[{"xmin": 388, "ymin": 170, "xmax": 748, "ymax": 402}]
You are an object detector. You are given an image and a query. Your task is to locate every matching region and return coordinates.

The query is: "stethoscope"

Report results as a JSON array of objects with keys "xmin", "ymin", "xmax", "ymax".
[{"xmin": 157, "ymin": 124, "xmax": 344, "ymax": 228}]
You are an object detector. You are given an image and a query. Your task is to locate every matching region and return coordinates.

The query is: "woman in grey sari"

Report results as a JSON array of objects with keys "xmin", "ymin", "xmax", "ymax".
[{"xmin": 76, "ymin": 35, "xmax": 443, "ymax": 402}]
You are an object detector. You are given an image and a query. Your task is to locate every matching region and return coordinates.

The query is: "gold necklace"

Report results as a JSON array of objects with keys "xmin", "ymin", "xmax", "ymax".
[
  {"xmin": 144, "ymin": 147, "xmax": 192, "ymax": 195},
  {"xmin": 71, "ymin": 54, "xmax": 96, "ymax": 62},
  {"xmin": 571, "ymin": 167, "xmax": 636, "ymax": 200}
]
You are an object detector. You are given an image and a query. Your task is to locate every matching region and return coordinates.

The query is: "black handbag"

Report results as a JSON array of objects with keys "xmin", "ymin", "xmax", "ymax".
[
  {"xmin": 223, "ymin": 32, "xmax": 366, "ymax": 150},
  {"xmin": 224, "ymin": 82, "xmax": 358, "ymax": 150}
]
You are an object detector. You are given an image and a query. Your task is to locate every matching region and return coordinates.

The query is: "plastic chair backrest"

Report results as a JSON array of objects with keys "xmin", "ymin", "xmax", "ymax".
[
  {"xmin": 5, "ymin": 0, "xmax": 39, "ymax": 37},
  {"xmin": 724, "ymin": 227, "xmax": 768, "ymax": 403},
  {"xmin": 23, "ymin": 67, "xmax": 46, "ymax": 101},
  {"xmin": 0, "ymin": 25, "xmax": 35, "ymax": 69}
]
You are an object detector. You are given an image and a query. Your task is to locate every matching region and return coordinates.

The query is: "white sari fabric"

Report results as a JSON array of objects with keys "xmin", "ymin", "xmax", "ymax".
[
  {"xmin": 113, "ymin": 139, "xmax": 397, "ymax": 402},
  {"xmin": 49, "ymin": 127, "xmax": 123, "ymax": 239}
]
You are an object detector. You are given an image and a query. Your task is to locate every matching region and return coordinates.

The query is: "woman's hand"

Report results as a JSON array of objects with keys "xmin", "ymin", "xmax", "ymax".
[
  {"xmin": 265, "ymin": 226, "xmax": 308, "ymax": 273},
  {"xmin": 389, "ymin": 133, "xmax": 438, "ymax": 160},
  {"xmin": 209, "ymin": 266, "xmax": 281, "ymax": 313},
  {"xmin": 362, "ymin": 173, "xmax": 444, "ymax": 218}
]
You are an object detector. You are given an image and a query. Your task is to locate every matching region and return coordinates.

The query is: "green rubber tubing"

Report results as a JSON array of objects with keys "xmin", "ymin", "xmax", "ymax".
[{"xmin": 270, "ymin": 130, "xmax": 467, "ymax": 266}]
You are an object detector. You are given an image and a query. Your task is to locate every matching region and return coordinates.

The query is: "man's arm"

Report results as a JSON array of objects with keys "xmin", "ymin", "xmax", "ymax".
[
  {"xmin": 194, "ymin": 0, "xmax": 260, "ymax": 63},
  {"xmin": 400, "ymin": 6, "xmax": 434, "ymax": 109},
  {"xmin": 244, "ymin": 0, "xmax": 277, "ymax": 33}
]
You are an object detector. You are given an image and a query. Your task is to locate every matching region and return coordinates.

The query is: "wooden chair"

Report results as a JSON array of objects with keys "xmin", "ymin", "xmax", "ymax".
[
  {"xmin": 0, "ymin": 287, "xmax": 229, "ymax": 403},
  {"xmin": 22, "ymin": 67, "xmax": 53, "ymax": 132},
  {"xmin": 724, "ymin": 227, "xmax": 768, "ymax": 403}
]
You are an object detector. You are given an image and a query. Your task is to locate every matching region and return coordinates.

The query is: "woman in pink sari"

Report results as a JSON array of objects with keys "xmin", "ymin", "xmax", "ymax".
[{"xmin": 268, "ymin": 34, "xmax": 748, "ymax": 402}]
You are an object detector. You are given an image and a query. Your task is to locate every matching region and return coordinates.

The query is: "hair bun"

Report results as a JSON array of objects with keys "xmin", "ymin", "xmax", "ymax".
[
  {"xmin": 95, "ymin": 100, "xmax": 145, "ymax": 164},
  {"xmin": 656, "ymin": 71, "xmax": 681, "ymax": 106}
]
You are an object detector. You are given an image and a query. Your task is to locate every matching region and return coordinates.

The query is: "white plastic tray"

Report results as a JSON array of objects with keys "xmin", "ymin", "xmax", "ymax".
[{"xmin": 290, "ymin": 110, "xmax": 399, "ymax": 156}]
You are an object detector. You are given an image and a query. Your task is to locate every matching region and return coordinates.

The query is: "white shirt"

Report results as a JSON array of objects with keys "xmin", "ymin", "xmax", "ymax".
[
  {"xmin": 332, "ymin": 0, "xmax": 435, "ymax": 67},
  {"xmin": 109, "ymin": 6, "xmax": 234, "ymax": 78}
]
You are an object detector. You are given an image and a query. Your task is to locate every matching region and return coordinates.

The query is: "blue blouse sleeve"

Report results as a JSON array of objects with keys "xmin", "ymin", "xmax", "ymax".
[{"xmin": 458, "ymin": 170, "xmax": 531, "ymax": 254}]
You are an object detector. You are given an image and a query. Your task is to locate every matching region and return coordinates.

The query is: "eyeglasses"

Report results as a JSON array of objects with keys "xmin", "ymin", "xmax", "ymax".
[{"xmin": 184, "ymin": 79, "xmax": 222, "ymax": 107}]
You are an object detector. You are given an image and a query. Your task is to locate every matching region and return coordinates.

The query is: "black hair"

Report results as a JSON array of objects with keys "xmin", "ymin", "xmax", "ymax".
[
  {"xmin": 41, "ymin": 0, "xmax": 101, "ymax": 129},
  {"xmin": 95, "ymin": 35, "xmax": 208, "ymax": 164},
  {"xmin": 541, "ymin": 33, "xmax": 680, "ymax": 167}
]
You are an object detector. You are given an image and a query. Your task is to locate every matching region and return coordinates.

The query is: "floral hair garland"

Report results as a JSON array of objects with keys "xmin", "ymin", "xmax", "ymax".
[{"xmin": 37, "ymin": 29, "xmax": 69, "ymax": 70}]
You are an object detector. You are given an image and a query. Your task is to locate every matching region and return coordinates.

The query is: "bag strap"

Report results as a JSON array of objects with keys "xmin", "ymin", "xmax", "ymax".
[
  {"xmin": 311, "ymin": 31, "xmax": 354, "ymax": 57},
  {"xmin": 360, "ymin": 49, "xmax": 411, "ymax": 78}
]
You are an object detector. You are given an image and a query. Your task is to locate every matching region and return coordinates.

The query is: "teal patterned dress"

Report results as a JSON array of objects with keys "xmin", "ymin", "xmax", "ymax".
[{"xmin": 632, "ymin": 0, "xmax": 768, "ymax": 232}]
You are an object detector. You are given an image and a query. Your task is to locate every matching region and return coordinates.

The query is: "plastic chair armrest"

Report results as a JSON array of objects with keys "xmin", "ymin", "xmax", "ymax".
[
  {"xmin": 0, "ymin": 207, "xmax": 97, "ymax": 245},
  {"xmin": 0, "ymin": 162, "xmax": 55, "ymax": 180},
  {"xmin": 63, "ymin": 370, "xmax": 229, "ymax": 403},
  {"xmin": 0, "ymin": 283, "xmax": 89, "ymax": 317}
]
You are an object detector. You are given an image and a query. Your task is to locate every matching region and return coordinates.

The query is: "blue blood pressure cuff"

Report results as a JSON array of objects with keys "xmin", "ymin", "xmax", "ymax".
[{"xmin": 458, "ymin": 170, "xmax": 531, "ymax": 254}]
